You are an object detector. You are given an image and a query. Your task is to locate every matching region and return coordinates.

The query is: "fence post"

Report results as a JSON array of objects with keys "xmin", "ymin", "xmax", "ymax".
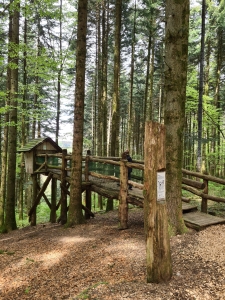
[
  {"xmin": 50, "ymin": 178, "xmax": 57, "ymax": 223},
  {"xmin": 30, "ymin": 173, "xmax": 37, "ymax": 226},
  {"xmin": 85, "ymin": 153, "xmax": 92, "ymax": 219},
  {"xmin": 144, "ymin": 121, "xmax": 172, "ymax": 283},
  {"xmin": 45, "ymin": 153, "xmax": 48, "ymax": 171},
  {"xmin": 201, "ymin": 178, "xmax": 208, "ymax": 213},
  {"xmin": 118, "ymin": 152, "xmax": 128, "ymax": 229},
  {"xmin": 60, "ymin": 149, "xmax": 68, "ymax": 224}
]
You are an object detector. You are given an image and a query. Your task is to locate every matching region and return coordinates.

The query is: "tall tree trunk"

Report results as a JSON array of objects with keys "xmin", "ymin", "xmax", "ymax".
[
  {"xmin": 110, "ymin": 0, "xmax": 121, "ymax": 157},
  {"xmin": 214, "ymin": 25, "xmax": 222, "ymax": 176},
  {"xmin": 164, "ymin": 0, "xmax": 189, "ymax": 235},
  {"xmin": 56, "ymin": 0, "xmax": 63, "ymax": 145},
  {"xmin": 32, "ymin": 18, "xmax": 40, "ymax": 139},
  {"xmin": 0, "ymin": 120, "xmax": 9, "ymax": 228},
  {"xmin": 92, "ymin": 28, "xmax": 98, "ymax": 155},
  {"xmin": 67, "ymin": 0, "xmax": 88, "ymax": 227},
  {"xmin": 18, "ymin": 15, "xmax": 28, "ymax": 220},
  {"xmin": 202, "ymin": 36, "xmax": 211, "ymax": 174},
  {"xmin": 127, "ymin": 0, "xmax": 136, "ymax": 151},
  {"xmin": 107, "ymin": 0, "xmax": 121, "ymax": 212},
  {"xmin": 5, "ymin": 1, "xmax": 20, "ymax": 231},
  {"xmin": 196, "ymin": 0, "xmax": 206, "ymax": 173},
  {"xmin": 97, "ymin": 2, "xmax": 102, "ymax": 156},
  {"xmin": 102, "ymin": 0, "xmax": 108, "ymax": 157},
  {"xmin": 0, "ymin": 8, "xmax": 12, "ymax": 229},
  {"xmin": 144, "ymin": 34, "xmax": 152, "ymax": 122}
]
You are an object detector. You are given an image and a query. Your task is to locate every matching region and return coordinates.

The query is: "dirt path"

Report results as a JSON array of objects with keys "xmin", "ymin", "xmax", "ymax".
[{"xmin": 0, "ymin": 208, "xmax": 225, "ymax": 300}]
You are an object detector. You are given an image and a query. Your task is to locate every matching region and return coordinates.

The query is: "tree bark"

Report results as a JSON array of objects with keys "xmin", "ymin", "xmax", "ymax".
[
  {"xmin": 56, "ymin": 0, "xmax": 63, "ymax": 145},
  {"xmin": 197, "ymin": 0, "xmax": 206, "ymax": 173},
  {"xmin": 5, "ymin": 1, "xmax": 20, "ymax": 231},
  {"xmin": 102, "ymin": 0, "xmax": 108, "ymax": 156},
  {"xmin": 164, "ymin": 0, "xmax": 189, "ymax": 235},
  {"xmin": 110, "ymin": 0, "xmax": 121, "ymax": 157},
  {"xmin": 60, "ymin": 149, "xmax": 68, "ymax": 225},
  {"xmin": 67, "ymin": 0, "xmax": 88, "ymax": 226}
]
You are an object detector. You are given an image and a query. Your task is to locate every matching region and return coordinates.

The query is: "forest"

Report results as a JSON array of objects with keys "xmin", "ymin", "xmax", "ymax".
[{"xmin": 0, "ymin": 0, "xmax": 225, "ymax": 233}]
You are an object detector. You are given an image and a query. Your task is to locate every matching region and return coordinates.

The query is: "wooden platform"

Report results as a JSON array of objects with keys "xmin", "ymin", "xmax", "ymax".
[
  {"xmin": 181, "ymin": 202, "xmax": 198, "ymax": 213},
  {"xmin": 183, "ymin": 211, "xmax": 225, "ymax": 231}
]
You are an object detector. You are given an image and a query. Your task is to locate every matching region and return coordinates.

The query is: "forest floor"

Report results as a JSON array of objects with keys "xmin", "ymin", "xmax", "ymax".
[{"xmin": 0, "ymin": 208, "xmax": 225, "ymax": 300}]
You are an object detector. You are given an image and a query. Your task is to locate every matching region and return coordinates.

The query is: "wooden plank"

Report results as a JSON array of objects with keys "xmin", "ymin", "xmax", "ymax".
[
  {"xmin": 182, "ymin": 202, "xmax": 198, "ymax": 212},
  {"xmin": 183, "ymin": 211, "xmax": 225, "ymax": 231},
  {"xmin": 182, "ymin": 177, "xmax": 205, "ymax": 189}
]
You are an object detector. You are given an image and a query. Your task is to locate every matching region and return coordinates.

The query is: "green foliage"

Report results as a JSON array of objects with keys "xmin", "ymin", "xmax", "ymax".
[
  {"xmin": 24, "ymin": 287, "xmax": 30, "ymax": 294},
  {"xmin": 16, "ymin": 202, "xmax": 58, "ymax": 228},
  {"xmin": 0, "ymin": 249, "xmax": 15, "ymax": 255},
  {"xmin": 208, "ymin": 181, "xmax": 225, "ymax": 198},
  {"xmin": 36, "ymin": 201, "xmax": 57, "ymax": 223},
  {"xmin": 26, "ymin": 257, "xmax": 35, "ymax": 263}
]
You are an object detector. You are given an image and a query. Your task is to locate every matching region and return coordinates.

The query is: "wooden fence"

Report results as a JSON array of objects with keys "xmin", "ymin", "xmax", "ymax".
[{"xmin": 35, "ymin": 153, "xmax": 225, "ymax": 214}]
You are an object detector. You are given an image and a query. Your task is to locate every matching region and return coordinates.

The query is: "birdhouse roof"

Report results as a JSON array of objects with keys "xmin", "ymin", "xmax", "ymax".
[{"xmin": 18, "ymin": 137, "xmax": 62, "ymax": 153}]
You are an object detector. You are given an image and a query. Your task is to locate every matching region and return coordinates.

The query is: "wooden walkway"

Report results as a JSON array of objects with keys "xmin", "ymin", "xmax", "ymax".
[
  {"xmin": 88, "ymin": 177, "xmax": 225, "ymax": 231},
  {"xmin": 37, "ymin": 167, "xmax": 225, "ymax": 231},
  {"xmin": 181, "ymin": 202, "xmax": 225, "ymax": 230}
]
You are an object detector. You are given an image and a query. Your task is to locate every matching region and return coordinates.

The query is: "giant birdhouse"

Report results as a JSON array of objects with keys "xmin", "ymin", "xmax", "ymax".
[{"xmin": 18, "ymin": 137, "xmax": 62, "ymax": 174}]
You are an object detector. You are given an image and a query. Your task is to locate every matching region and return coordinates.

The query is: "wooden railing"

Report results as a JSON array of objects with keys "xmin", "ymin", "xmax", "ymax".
[
  {"xmin": 35, "ymin": 153, "xmax": 225, "ymax": 214},
  {"xmin": 182, "ymin": 169, "xmax": 225, "ymax": 213}
]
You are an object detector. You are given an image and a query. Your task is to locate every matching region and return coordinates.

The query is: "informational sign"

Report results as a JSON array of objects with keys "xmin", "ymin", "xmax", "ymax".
[{"xmin": 157, "ymin": 171, "xmax": 166, "ymax": 201}]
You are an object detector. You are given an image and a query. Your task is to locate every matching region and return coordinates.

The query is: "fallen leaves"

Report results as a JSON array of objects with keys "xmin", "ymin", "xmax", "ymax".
[{"xmin": 0, "ymin": 209, "xmax": 225, "ymax": 299}]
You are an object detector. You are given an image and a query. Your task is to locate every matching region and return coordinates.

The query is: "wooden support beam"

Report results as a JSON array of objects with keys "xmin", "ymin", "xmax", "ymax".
[
  {"xmin": 60, "ymin": 184, "xmax": 95, "ymax": 218},
  {"xmin": 29, "ymin": 172, "xmax": 53, "ymax": 220},
  {"xmin": 37, "ymin": 182, "xmax": 51, "ymax": 209},
  {"xmin": 50, "ymin": 177, "xmax": 57, "ymax": 223},
  {"xmin": 56, "ymin": 197, "xmax": 62, "ymax": 210},
  {"xmin": 34, "ymin": 161, "xmax": 47, "ymax": 173},
  {"xmin": 30, "ymin": 173, "xmax": 38, "ymax": 226},
  {"xmin": 201, "ymin": 179, "xmax": 208, "ymax": 213},
  {"xmin": 118, "ymin": 155, "xmax": 128, "ymax": 229}
]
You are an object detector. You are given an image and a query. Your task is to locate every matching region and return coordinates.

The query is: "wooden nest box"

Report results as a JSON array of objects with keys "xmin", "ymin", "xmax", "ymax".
[{"xmin": 18, "ymin": 137, "xmax": 62, "ymax": 174}]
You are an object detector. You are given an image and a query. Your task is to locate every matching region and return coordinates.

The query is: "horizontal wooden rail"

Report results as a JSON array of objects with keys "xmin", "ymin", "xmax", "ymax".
[
  {"xmin": 182, "ymin": 185, "xmax": 225, "ymax": 203},
  {"xmin": 89, "ymin": 171, "xmax": 120, "ymax": 182},
  {"xmin": 90, "ymin": 157, "xmax": 121, "ymax": 166},
  {"xmin": 182, "ymin": 168, "xmax": 225, "ymax": 185},
  {"xmin": 182, "ymin": 177, "xmax": 205, "ymax": 189}
]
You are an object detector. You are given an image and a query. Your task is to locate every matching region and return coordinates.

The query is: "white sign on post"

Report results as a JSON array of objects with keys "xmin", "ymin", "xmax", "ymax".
[{"xmin": 157, "ymin": 171, "xmax": 166, "ymax": 201}]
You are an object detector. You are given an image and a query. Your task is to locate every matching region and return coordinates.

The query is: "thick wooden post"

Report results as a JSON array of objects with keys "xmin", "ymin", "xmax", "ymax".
[
  {"xmin": 85, "ymin": 153, "xmax": 91, "ymax": 219},
  {"xmin": 60, "ymin": 149, "xmax": 68, "ymax": 225},
  {"xmin": 30, "ymin": 173, "xmax": 37, "ymax": 226},
  {"xmin": 144, "ymin": 121, "xmax": 172, "ymax": 283},
  {"xmin": 50, "ymin": 178, "xmax": 57, "ymax": 223},
  {"xmin": 201, "ymin": 178, "xmax": 208, "ymax": 213},
  {"xmin": 30, "ymin": 152, "xmax": 37, "ymax": 226},
  {"xmin": 85, "ymin": 154, "xmax": 90, "ymax": 181},
  {"xmin": 118, "ymin": 153, "xmax": 128, "ymax": 229}
]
